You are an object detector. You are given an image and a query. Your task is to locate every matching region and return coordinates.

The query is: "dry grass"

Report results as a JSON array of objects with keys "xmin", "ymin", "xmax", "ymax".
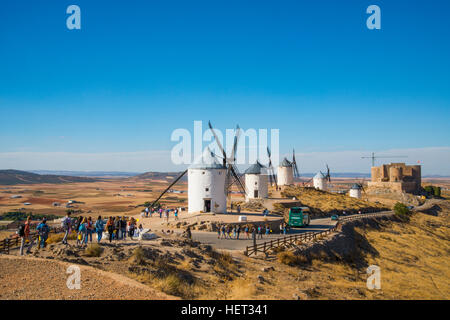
[
  {"xmin": 84, "ymin": 243, "xmax": 103, "ymax": 257},
  {"xmin": 277, "ymin": 251, "xmax": 308, "ymax": 266},
  {"xmin": 129, "ymin": 246, "xmax": 146, "ymax": 265},
  {"xmin": 280, "ymin": 186, "xmax": 387, "ymax": 216},
  {"xmin": 227, "ymin": 278, "xmax": 258, "ymax": 299},
  {"xmin": 46, "ymin": 232, "xmax": 77, "ymax": 244},
  {"xmin": 356, "ymin": 210, "xmax": 450, "ymax": 299}
]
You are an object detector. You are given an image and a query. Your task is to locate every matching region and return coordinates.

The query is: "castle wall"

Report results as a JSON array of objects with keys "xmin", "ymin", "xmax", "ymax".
[{"xmin": 368, "ymin": 163, "xmax": 421, "ymax": 193}]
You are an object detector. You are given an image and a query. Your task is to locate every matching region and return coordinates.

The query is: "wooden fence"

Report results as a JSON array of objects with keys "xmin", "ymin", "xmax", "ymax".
[
  {"xmin": 0, "ymin": 226, "xmax": 64, "ymax": 255},
  {"xmin": 244, "ymin": 211, "xmax": 393, "ymax": 257}
]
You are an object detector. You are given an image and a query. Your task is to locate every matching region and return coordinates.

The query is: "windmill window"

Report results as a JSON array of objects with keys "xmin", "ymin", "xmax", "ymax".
[
  {"xmin": 202, "ymin": 172, "xmax": 205, "ymax": 174},
  {"xmin": 255, "ymin": 182, "xmax": 258, "ymax": 186},
  {"xmin": 205, "ymin": 188, "xmax": 209, "ymax": 192}
]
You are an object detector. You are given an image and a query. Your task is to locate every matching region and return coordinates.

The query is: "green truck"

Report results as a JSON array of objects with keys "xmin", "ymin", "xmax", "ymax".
[{"xmin": 287, "ymin": 206, "xmax": 311, "ymax": 227}]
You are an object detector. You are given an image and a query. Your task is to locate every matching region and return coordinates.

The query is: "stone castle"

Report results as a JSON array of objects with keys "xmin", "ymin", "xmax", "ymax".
[{"xmin": 368, "ymin": 163, "xmax": 421, "ymax": 193}]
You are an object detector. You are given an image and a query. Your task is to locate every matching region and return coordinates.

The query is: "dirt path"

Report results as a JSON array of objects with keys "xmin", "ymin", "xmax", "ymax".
[{"xmin": 0, "ymin": 255, "xmax": 178, "ymax": 300}]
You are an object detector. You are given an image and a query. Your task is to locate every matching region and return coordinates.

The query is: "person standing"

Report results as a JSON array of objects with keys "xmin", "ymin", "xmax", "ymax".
[
  {"xmin": 87, "ymin": 217, "xmax": 94, "ymax": 243},
  {"xmin": 74, "ymin": 216, "xmax": 82, "ymax": 245},
  {"xmin": 106, "ymin": 217, "xmax": 114, "ymax": 243},
  {"xmin": 159, "ymin": 208, "xmax": 163, "ymax": 219},
  {"xmin": 145, "ymin": 207, "xmax": 149, "ymax": 218},
  {"xmin": 251, "ymin": 225, "xmax": 256, "ymax": 242},
  {"xmin": 36, "ymin": 218, "xmax": 50, "ymax": 249},
  {"xmin": 236, "ymin": 225, "xmax": 241, "ymax": 240},
  {"xmin": 174, "ymin": 208, "xmax": 178, "ymax": 221},
  {"xmin": 115, "ymin": 217, "xmax": 121, "ymax": 240},
  {"xmin": 237, "ymin": 205, "xmax": 241, "ymax": 214},
  {"xmin": 78, "ymin": 217, "xmax": 88, "ymax": 247},
  {"xmin": 121, "ymin": 216, "xmax": 127, "ymax": 240},
  {"xmin": 19, "ymin": 216, "xmax": 35, "ymax": 255},
  {"xmin": 61, "ymin": 212, "xmax": 72, "ymax": 245},
  {"xmin": 128, "ymin": 218, "xmax": 136, "ymax": 240},
  {"xmin": 95, "ymin": 216, "xmax": 104, "ymax": 243},
  {"xmin": 217, "ymin": 225, "xmax": 221, "ymax": 239},
  {"xmin": 257, "ymin": 225, "xmax": 263, "ymax": 239},
  {"xmin": 165, "ymin": 209, "xmax": 170, "ymax": 223},
  {"xmin": 244, "ymin": 225, "xmax": 250, "ymax": 239},
  {"xmin": 220, "ymin": 224, "xmax": 226, "ymax": 239}
]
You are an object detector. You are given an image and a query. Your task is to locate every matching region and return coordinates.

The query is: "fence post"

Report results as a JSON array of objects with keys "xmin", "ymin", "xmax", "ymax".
[{"xmin": 6, "ymin": 238, "xmax": 10, "ymax": 255}]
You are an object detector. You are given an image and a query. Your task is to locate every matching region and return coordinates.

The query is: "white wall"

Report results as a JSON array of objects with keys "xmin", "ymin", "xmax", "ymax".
[
  {"xmin": 277, "ymin": 166, "xmax": 294, "ymax": 186},
  {"xmin": 349, "ymin": 188, "xmax": 361, "ymax": 199},
  {"xmin": 188, "ymin": 168, "xmax": 227, "ymax": 213},
  {"xmin": 313, "ymin": 177, "xmax": 327, "ymax": 191},
  {"xmin": 245, "ymin": 174, "xmax": 268, "ymax": 201}
]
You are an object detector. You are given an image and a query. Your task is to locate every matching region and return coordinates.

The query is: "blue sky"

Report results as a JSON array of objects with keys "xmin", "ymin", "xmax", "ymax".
[{"xmin": 0, "ymin": 0, "xmax": 449, "ymax": 174}]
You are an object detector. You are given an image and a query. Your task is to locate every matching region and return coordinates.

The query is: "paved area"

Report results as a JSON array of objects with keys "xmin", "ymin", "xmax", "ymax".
[{"xmin": 190, "ymin": 217, "xmax": 337, "ymax": 251}]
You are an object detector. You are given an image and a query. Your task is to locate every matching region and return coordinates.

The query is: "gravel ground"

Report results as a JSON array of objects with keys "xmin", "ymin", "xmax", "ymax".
[{"xmin": 0, "ymin": 255, "xmax": 177, "ymax": 300}]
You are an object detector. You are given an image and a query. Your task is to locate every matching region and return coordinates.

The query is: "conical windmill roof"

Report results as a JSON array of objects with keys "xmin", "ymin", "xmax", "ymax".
[
  {"xmin": 189, "ymin": 148, "xmax": 226, "ymax": 170},
  {"xmin": 314, "ymin": 171, "xmax": 326, "ymax": 179},
  {"xmin": 350, "ymin": 183, "xmax": 362, "ymax": 190},
  {"xmin": 244, "ymin": 161, "xmax": 266, "ymax": 174},
  {"xmin": 280, "ymin": 158, "xmax": 293, "ymax": 167}
]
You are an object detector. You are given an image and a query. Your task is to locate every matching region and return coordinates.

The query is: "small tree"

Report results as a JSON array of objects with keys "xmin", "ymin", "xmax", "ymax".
[
  {"xmin": 432, "ymin": 186, "xmax": 441, "ymax": 197},
  {"xmin": 394, "ymin": 202, "xmax": 411, "ymax": 221}
]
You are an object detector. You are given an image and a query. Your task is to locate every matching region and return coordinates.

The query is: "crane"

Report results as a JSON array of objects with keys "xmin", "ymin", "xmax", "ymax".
[{"xmin": 361, "ymin": 152, "xmax": 408, "ymax": 167}]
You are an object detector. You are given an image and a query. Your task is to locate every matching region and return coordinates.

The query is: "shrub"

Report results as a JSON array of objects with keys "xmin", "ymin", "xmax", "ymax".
[
  {"xmin": 394, "ymin": 202, "xmax": 412, "ymax": 221},
  {"xmin": 85, "ymin": 243, "xmax": 103, "ymax": 257},
  {"xmin": 130, "ymin": 246, "xmax": 146, "ymax": 265},
  {"xmin": 432, "ymin": 186, "xmax": 441, "ymax": 197},
  {"xmin": 207, "ymin": 249, "xmax": 234, "ymax": 269}
]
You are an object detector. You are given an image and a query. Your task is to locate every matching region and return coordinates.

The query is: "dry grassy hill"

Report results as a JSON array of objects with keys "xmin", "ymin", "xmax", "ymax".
[{"xmin": 276, "ymin": 186, "xmax": 388, "ymax": 217}]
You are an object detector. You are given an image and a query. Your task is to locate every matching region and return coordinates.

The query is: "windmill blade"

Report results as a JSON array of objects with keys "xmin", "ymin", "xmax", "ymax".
[
  {"xmin": 149, "ymin": 169, "xmax": 188, "ymax": 208},
  {"xmin": 326, "ymin": 164, "xmax": 331, "ymax": 182},
  {"xmin": 292, "ymin": 149, "xmax": 300, "ymax": 179},
  {"xmin": 229, "ymin": 125, "xmax": 241, "ymax": 164},
  {"xmin": 267, "ymin": 146, "xmax": 278, "ymax": 189},
  {"xmin": 228, "ymin": 164, "xmax": 246, "ymax": 195},
  {"xmin": 208, "ymin": 121, "xmax": 227, "ymax": 167}
]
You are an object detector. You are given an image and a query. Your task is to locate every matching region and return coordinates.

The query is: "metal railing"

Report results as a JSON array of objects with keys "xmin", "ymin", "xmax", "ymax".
[{"xmin": 243, "ymin": 210, "xmax": 393, "ymax": 256}]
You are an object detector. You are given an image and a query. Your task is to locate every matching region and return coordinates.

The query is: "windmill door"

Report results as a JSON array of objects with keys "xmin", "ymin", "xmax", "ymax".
[
  {"xmin": 204, "ymin": 199, "xmax": 211, "ymax": 212},
  {"xmin": 254, "ymin": 190, "xmax": 259, "ymax": 198}
]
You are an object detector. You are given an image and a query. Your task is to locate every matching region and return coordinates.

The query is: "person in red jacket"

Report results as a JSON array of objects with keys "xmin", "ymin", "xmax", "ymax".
[{"xmin": 19, "ymin": 216, "xmax": 35, "ymax": 255}]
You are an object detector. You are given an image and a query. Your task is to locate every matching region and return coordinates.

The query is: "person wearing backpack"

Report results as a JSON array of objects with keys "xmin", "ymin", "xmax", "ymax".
[
  {"xmin": 236, "ymin": 225, "xmax": 241, "ymax": 240},
  {"xmin": 19, "ymin": 216, "xmax": 35, "ymax": 255},
  {"xmin": 95, "ymin": 216, "xmax": 104, "ymax": 243},
  {"xmin": 36, "ymin": 218, "xmax": 50, "ymax": 249},
  {"xmin": 61, "ymin": 212, "xmax": 72, "ymax": 245}
]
